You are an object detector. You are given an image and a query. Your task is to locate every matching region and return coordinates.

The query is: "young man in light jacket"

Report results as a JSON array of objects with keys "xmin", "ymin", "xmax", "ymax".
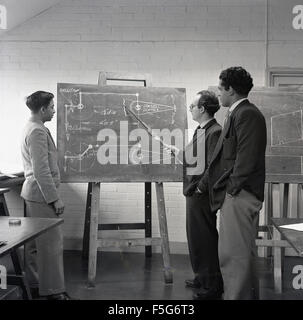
[{"xmin": 21, "ymin": 91, "xmax": 71, "ymax": 300}]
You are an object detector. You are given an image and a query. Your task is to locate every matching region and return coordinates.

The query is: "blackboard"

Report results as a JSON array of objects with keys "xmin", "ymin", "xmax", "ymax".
[
  {"xmin": 57, "ymin": 83, "xmax": 187, "ymax": 182},
  {"xmin": 211, "ymin": 86, "xmax": 303, "ymax": 183}
]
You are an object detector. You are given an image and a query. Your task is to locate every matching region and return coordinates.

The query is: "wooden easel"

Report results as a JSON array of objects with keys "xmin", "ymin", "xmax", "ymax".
[
  {"xmin": 82, "ymin": 72, "xmax": 173, "ymax": 287},
  {"xmin": 256, "ymin": 181, "xmax": 303, "ymax": 293}
]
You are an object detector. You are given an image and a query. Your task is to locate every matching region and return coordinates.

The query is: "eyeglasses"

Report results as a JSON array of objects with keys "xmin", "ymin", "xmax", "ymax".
[{"xmin": 189, "ymin": 104, "xmax": 199, "ymax": 110}]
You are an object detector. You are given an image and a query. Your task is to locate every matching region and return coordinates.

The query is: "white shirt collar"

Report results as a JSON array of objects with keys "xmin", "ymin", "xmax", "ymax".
[
  {"xmin": 199, "ymin": 118, "xmax": 213, "ymax": 129},
  {"xmin": 228, "ymin": 98, "xmax": 247, "ymax": 114}
]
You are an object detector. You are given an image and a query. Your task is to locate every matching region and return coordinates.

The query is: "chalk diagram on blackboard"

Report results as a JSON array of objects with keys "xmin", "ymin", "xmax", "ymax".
[
  {"xmin": 267, "ymin": 106, "xmax": 303, "ymax": 178},
  {"xmin": 60, "ymin": 89, "xmax": 177, "ymax": 173},
  {"xmin": 63, "ymin": 142, "xmax": 97, "ymax": 173},
  {"xmin": 271, "ymin": 109, "xmax": 303, "ymax": 147}
]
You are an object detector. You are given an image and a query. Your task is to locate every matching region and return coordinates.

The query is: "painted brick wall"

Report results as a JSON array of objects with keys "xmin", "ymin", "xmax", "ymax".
[{"xmin": 1, "ymin": 0, "xmax": 302, "ymax": 253}]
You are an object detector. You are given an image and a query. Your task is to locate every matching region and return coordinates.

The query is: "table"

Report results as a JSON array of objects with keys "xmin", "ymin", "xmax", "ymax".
[
  {"xmin": 0, "ymin": 176, "xmax": 25, "ymax": 189},
  {"xmin": 0, "ymin": 216, "xmax": 63, "ymax": 299},
  {"xmin": 271, "ymin": 218, "xmax": 303, "ymax": 256},
  {"xmin": 270, "ymin": 218, "xmax": 303, "ymax": 294},
  {"xmin": 0, "ymin": 217, "xmax": 63, "ymax": 257}
]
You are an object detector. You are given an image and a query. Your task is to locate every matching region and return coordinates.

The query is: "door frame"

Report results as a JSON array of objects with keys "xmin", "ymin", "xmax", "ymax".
[{"xmin": 268, "ymin": 67, "xmax": 303, "ymax": 86}]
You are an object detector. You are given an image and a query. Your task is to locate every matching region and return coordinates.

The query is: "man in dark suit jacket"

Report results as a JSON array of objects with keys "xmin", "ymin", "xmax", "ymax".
[
  {"xmin": 197, "ymin": 67, "xmax": 267, "ymax": 300},
  {"xmin": 169, "ymin": 90, "xmax": 223, "ymax": 300}
]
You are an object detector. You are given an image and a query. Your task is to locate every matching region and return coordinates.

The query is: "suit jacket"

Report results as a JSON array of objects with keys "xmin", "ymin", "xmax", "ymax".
[
  {"xmin": 183, "ymin": 119, "xmax": 222, "ymax": 197},
  {"xmin": 21, "ymin": 118, "xmax": 60, "ymax": 204},
  {"xmin": 197, "ymin": 99, "xmax": 267, "ymax": 212}
]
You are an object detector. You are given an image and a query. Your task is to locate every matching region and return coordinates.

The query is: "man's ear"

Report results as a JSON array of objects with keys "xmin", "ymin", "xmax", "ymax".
[
  {"xmin": 228, "ymin": 86, "xmax": 235, "ymax": 96},
  {"xmin": 199, "ymin": 106, "xmax": 205, "ymax": 113}
]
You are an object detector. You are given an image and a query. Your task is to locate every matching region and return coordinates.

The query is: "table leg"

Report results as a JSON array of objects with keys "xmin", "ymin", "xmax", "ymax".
[{"xmin": 8, "ymin": 250, "xmax": 32, "ymax": 300}]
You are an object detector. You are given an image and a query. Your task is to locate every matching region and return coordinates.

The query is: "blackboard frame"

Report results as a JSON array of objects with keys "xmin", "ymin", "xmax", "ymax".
[{"xmin": 57, "ymin": 82, "xmax": 187, "ymax": 183}]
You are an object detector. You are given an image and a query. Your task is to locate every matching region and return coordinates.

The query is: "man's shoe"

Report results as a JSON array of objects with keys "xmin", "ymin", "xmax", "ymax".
[
  {"xmin": 47, "ymin": 292, "xmax": 72, "ymax": 300},
  {"xmin": 30, "ymin": 287, "xmax": 40, "ymax": 299},
  {"xmin": 185, "ymin": 279, "xmax": 201, "ymax": 289},
  {"xmin": 193, "ymin": 288, "xmax": 223, "ymax": 300}
]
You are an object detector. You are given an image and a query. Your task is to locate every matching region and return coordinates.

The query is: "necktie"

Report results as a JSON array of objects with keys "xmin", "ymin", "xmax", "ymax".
[
  {"xmin": 185, "ymin": 125, "xmax": 201, "ymax": 169},
  {"xmin": 223, "ymin": 110, "xmax": 231, "ymax": 128},
  {"xmin": 192, "ymin": 125, "xmax": 201, "ymax": 140},
  {"xmin": 213, "ymin": 111, "xmax": 231, "ymax": 155}
]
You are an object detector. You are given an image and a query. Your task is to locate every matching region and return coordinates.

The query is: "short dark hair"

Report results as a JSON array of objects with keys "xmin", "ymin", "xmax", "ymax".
[
  {"xmin": 197, "ymin": 90, "xmax": 220, "ymax": 117},
  {"xmin": 219, "ymin": 66, "xmax": 253, "ymax": 96},
  {"xmin": 26, "ymin": 91, "xmax": 54, "ymax": 113}
]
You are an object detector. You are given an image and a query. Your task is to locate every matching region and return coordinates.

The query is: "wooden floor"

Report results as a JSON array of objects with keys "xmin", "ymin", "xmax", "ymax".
[
  {"xmin": 1, "ymin": 250, "xmax": 303, "ymax": 300},
  {"xmin": 63, "ymin": 251, "xmax": 303, "ymax": 300}
]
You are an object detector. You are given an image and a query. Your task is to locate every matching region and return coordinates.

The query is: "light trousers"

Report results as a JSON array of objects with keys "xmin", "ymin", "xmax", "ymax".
[
  {"xmin": 218, "ymin": 189, "xmax": 262, "ymax": 300},
  {"xmin": 25, "ymin": 200, "xmax": 65, "ymax": 296}
]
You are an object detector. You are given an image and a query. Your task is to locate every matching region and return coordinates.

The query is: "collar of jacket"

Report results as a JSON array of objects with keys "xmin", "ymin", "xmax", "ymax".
[
  {"xmin": 29, "ymin": 117, "xmax": 44, "ymax": 126},
  {"xmin": 201, "ymin": 118, "xmax": 217, "ymax": 130},
  {"xmin": 223, "ymin": 99, "xmax": 250, "ymax": 134},
  {"xmin": 229, "ymin": 98, "xmax": 249, "ymax": 116}
]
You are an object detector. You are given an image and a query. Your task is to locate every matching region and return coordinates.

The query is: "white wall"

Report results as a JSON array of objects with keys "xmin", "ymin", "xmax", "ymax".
[
  {"xmin": 0, "ymin": 0, "xmax": 61, "ymax": 36},
  {"xmin": 1, "ymin": 0, "xmax": 303, "ymax": 252}
]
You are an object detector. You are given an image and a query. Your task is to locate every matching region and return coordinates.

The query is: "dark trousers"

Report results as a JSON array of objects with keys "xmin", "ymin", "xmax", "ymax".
[{"xmin": 186, "ymin": 193, "xmax": 223, "ymax": 290}]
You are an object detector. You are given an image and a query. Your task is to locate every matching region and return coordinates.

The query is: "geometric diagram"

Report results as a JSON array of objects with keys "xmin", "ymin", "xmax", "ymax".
[
  {"xmin": 64, "ymin": 142, "xmax": 98, "ymax": 173},
  {"xmin": 63, "ymin": 140, "xmax": 177, "ymax": 174},
  {"xmin": 63, "ymin": 140, "xmax": 176, "ymax": 173},
  {"xmin": 128, "ymin": 95, "xmax": 177, "ymax": 125},
  {"xmin": 62, "ymin": 91, "xmax": 177, "ymax": 142},
  {"xmin": 128, "ymin": 142, "xmax": 175, "ymax": 165},
  {"xmin": 266, "ymin": 107, "xmax": 303, "ymax": 182},
  {"xmin": 271, "ymin": 109, "xmax": 303, "ymax": 147},
  {"xmin": 62, "ymin": 91, "xmax": 178, "ymax": 171},
  {"xmin": 255, "ymin": 92, "xmax": 303, "ymax": 182},
  {"xmin": 57, "ymin": 83, "xmax": 187, "ymax": 182}
]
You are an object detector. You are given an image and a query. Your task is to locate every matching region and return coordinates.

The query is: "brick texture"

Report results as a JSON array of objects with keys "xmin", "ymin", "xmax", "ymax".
[{"xmin": 1, "ymin": 0, "xmax": 302, "ymax": 252}]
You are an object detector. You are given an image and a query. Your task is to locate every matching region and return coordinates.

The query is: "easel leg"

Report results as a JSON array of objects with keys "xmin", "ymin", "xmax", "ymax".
[
  {"xmin": 88, "ymin": 183, "xmax": 100, "ymax": 288},
  {"xmin": 272, "ymin": 183, "xmax": 282, "ymax": 294},
  {"xmin": 281, "ymin": 183, "xmax": 289, "ymax": 273},
  {"xmin": 298, "ymin": 184, "xmax": 303, "ymax": 217},
  {"xmin": 155, "ymin": 182, "xmax": 173, "ymax": 284},
  {"xmin": 289, "ymin": 184, "xmax": 298, "ymax": 219},
  {"xmin": 82, "ymin": 182, "xmax": 93, "ymax": 260},
  {"xmin": 262, "ymin": 183, "xmax": 271, "ymax": 257},
  {"xmin": 272, "ymin": 183, "xmax": 288, "ymax": 294},
  {"xmin": 145, "ymin": 182, "xmax": 152, "ymax": 258}
]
